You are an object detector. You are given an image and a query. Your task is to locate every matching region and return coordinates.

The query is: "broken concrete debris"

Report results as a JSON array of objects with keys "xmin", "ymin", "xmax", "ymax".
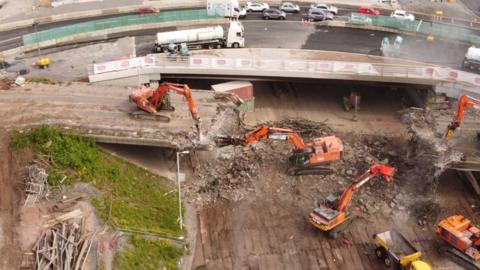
[
  {"xmin": 187, "ymin": 117, "xmax": 442, "ymax": 213},
  {"xmin": 32, "ymin": 209, "xmax": 95, "ymax": 270},
  {"xmin": 24, "ymin": 163, "xmax": 49, "ymax": 207}
]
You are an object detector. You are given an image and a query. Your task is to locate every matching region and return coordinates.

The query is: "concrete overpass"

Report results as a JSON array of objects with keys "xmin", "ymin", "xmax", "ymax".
[{"xmin": 88, "ymin": 48, "xmax": 480, "ymax": 99}]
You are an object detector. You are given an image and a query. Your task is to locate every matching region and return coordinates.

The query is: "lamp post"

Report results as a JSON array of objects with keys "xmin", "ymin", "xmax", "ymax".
[
  {"xmin": 33, "ymin": 22, "xmax": 41, "ymax": 57},
  {"xmin": 176, "ymin": 150, "xmax": 189, "ymax": 230}
]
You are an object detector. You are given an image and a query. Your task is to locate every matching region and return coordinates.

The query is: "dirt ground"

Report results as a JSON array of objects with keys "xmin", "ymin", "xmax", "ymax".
[{"xmin": 0, "ymin": 132, "xmax": 22, "ymax": 269}]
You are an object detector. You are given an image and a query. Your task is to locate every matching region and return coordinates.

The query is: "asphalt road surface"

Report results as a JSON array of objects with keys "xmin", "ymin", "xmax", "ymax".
[
  {"xmin": 0, "ymin": 6, "xmax": 470, "ymax": 70},
  {"xmin": 461, "ymin": 0, "xmax": 480, "ymax": 16},
  {"xmin": 135, "ymin": 21, "xmax": 467, "ymax": 69}
]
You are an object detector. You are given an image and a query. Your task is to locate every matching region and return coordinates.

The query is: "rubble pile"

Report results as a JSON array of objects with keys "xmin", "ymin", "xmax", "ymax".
[
  {"xmin": 400, "ymin": 108, "xmax": 463, "ymax": 191},
  {"xmin": 31, "ymin": 209, "xmax": 95, "ymax": 270},
  {"xmin": 192, "ymin": 145, "xmax": 259, "ymax": 204},
  {"xmin": 24, "ymin": 162, "xmax": 50, "ymax": 207},
  {"xmin": 189, "ymin": 118, "xmax": 425, "ymax": 209},
  {"xmin": 411, "ymin": 200, "xmax": 443, "ymax": 226}
]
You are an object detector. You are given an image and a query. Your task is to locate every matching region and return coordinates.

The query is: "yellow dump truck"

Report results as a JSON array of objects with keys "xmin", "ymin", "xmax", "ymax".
[
  {"xmin": 373, "ymin": 230, "xmax": 432, "ymax": 270},
  {"xmin": 36, "ymin": 58, "xmax": 50, "ymax": 69}
]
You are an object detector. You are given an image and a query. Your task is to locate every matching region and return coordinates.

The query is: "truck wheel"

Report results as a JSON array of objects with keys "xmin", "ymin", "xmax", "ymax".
[
  {"xmin": 208, "ymin": 44, "xmax": 214, "ymax": 50},
  {"xmin": 264, "ymin": 16, "xmax": 269, "ymax": 20},
  {"xmin": 375, "ymin": 247, "xmax": 385, "ymax": 259},
  {"xmin": 216, "ymin": 44, "xmax": 222, "ymax": 49},
  {"xmin": 162, "ymin": 47, "xmax": 169, "ymax": 53},
  {"xmin": 280, "ymin": 16, "xmax": 285, "ymax": 20},
  {"xmin": 232, "ymin": 43, "xmax": 239, "ymax": 48},
  {"xmin": 383, "ymin": 255, "xmax": 392, "ymax": 268}
]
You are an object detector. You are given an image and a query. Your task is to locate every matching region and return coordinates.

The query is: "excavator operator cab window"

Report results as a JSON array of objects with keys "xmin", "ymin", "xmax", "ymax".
[
  {"xmin": 289, "ymin": 154, "xmax": 309, "ymax": 166},
  {"xmin": 321, "ymin": 142, "xmax": 329, "ymax": 153}
]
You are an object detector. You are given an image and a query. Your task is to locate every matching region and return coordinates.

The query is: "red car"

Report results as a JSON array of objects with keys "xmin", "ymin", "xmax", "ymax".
[
  {"xmin": 357, "ymin": 7, "xmax": 380, "ymax": 15},
  {"xmin": 138, "ymin": 6, "xmax": 160, "ymax": 14}
]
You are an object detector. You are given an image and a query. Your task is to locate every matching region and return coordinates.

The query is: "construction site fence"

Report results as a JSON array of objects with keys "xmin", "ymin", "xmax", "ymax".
[
  {"xmin": 350, "ymin": 13, "xmax": 480, "ymax": 45},
  {"xmin": 23, "ymin": 9, "xmax": 222, "ymax": 45},
  {"xmin": 88, "ymin": 54, "xmax": 480, "ymax": 91}
]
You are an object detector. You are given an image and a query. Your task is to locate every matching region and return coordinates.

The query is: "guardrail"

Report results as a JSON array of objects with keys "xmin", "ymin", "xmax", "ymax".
[
  {"xmin": 23, "ymin": 9, "xmax": 221, "ymax": 45},
  {"xmin": 87, "ymin": 54, "xmax": 480, "ymax": 87}
]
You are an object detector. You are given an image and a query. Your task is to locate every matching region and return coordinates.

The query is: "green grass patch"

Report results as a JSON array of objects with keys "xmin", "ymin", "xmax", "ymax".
[
  {"xmin": 115, "ymin": 235, "xmax": 183, "ymax": 270},
  {"xmin": 11, "ymin": 126, "xmax": 185, "ymax": 267},
  {"xmin": 26, "ymin": 77, "xmax": 57, "ymax": 85}
]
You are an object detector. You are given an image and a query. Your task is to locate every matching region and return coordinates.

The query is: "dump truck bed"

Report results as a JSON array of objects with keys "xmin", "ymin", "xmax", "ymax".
[{"xmin": 375, "ymin": 230, "xmax": 419, "ymax": 258}]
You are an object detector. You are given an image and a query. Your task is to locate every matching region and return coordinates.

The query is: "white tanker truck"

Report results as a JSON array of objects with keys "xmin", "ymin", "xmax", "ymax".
[{"xmin": 153, "ymin": 21, "xmax": 245, "ymax": 53}]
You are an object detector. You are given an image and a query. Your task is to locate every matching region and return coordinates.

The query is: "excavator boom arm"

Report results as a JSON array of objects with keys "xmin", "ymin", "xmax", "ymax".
[
  {"xmin": 166, "ymin": 83, "xmax": 200, "ymax": 122},
  {"xmin": 445, "ymin": 95, "xmax": 480, "ymax": 138},
  {"xmin": 130, "ymin": 82, "xmax": 200, "ymax": 123},
  {"xmin": 336, "ymin": 164, "xmax": 394, "ymax": 212},
  {"xmin": 242, "ymin": 126, "xmax": 306, "ymax": 149}
]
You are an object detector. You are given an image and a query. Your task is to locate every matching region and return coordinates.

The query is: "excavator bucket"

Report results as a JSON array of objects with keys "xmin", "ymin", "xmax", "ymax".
[{"xmin": 445, "ymin": 123, "xmax": 457, "ymax": 138}]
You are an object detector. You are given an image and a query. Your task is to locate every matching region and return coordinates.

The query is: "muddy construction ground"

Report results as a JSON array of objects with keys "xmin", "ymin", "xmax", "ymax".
[
  {"xmin": 186, "ymin": 120, "xmax": 466, "ymax": 270},
  {"xmin": 1, "ymin": 79, "xmax": 480, "ymax": 270}
]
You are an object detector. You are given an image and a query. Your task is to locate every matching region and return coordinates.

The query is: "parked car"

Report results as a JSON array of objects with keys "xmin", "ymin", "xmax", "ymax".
[
  {"xmin": 357, "ymin": 6, "xmax": 380, "ymax": 16},
  {"xmin": 138, "ymin": 6, "xmax": 160, "ymax": 14},
  {"xmin": 279, "ymin": 2, "xmax": 300, "ymax": 13},
  {"xmin": 245, "ymin": 2, "xmax": 269, "ymax": 12},
  {"xmin": 236, "ymin": 7, "xmax": 247, "ymax": 19},
  {"xmin": 309, "ymin": 3, "xmax": 338, "ymax": 15},
  {"xmin": 390, "ymin": 10, "xmax": 415, "ymax": 21},
  {"xmin": 307, "ymin": 9, "xmax": 333, "ymax": 21},
  {"xmin": 262, "ymin": 8, "xmax": 286, "ymax": 20},
  {"xmin": 0, "ymin": 60, "xmax": 29, "ymax": 75}
]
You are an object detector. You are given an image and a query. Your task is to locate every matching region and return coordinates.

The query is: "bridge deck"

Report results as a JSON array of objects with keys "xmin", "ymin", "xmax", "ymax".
[{"xmin": 0, "ymin": 82, "xmax": 236, "ymax": 149}]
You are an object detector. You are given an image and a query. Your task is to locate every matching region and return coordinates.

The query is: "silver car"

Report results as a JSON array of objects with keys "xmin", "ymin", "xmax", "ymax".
[
  {"xmin": 307, "ymin": 8, "xmax": 334, "ymax": 21},
  {"xmin": 280, "ymin": 2, "xmax": 300, "ymax": 13},
  {"xmin": 263, "ymin": 8, "xmax": 287, "ymax": 20},
  {"xmin": 310, "ymin": 3, "xmax": 338, "ymax": 15}
]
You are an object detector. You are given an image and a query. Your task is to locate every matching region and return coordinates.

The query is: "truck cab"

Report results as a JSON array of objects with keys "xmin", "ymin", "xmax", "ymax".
[{"xmin": 226, "ymin": 21, "xmax": 245, "ymax": 48}]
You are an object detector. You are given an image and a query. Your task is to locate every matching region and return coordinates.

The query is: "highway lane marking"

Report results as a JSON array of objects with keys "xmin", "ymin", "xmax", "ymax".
[{"xmin": 0, "ymin": 36, "xmax": 22, "ymax": 45}]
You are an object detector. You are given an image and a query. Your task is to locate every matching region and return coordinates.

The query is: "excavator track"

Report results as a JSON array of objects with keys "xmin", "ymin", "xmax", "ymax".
[
  {"xmin": 129, "ymin": 111, "xmax": 171, "ymax": 122},
  {"xmin": 287, "ymin": 165, "xmax": 333, "ymax": 176},
  {"xmin": 439, "ymin": 245, "xmax": 480, "ymax": 270},
  {"xmin": 327, "ymin": 215, "xmax": 355, "ymax": 239}
]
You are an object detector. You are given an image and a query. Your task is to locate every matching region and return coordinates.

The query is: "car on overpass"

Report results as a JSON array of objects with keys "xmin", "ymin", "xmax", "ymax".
[
  {"xmin": 263, "ymin": 8, "xmax": 286, "ymax": 20},
  {"xmin": 357, "ymin": 6, "xmax": 380, "ymax": 16},
  {"xmin": 390, "ymin": 10, "xmax": 415, "ymax": 21},
  {"xmin": 309, "ymin": 3, "xmax": 338, "ymax": 15},
  {"xmin": 245, "ymin": 2, "xmax": 269, "ymax": 12},
  {"xmin": 138, "ymin": 6, "xmax": 160, "ymax": 14},
  {"xmin": 279, "ymin": 2, "xmax": 300, "ymax": 13}
]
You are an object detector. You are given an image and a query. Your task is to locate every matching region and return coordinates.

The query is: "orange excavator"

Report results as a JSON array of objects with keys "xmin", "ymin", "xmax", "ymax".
[
  {"xmin": 217, "ymin": 125, "xmax": 343, "ymax": 175},
  {"xmin": 445, "ymin": 95, "xmax": 480, "ymax": 139},
  {"xmin": 129, "ymin": 82, "xmax": 200, "ymax": 125},
  {"xmin": 309, "ymin": 163, "xmax": 395, "ymax": 238},
  {"xmin": 437, "ymin": 215, "xmax": 480, "ymax": 270}
]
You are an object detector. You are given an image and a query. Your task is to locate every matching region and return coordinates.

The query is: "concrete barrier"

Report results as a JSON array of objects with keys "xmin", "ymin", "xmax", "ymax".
[
  {"xmin": 0, "ymin": 0, "xmax": 205, "ymax": 32},
  {"xmin": 0, "ymin": 18, "xmax": 227, "ymax": 57}
]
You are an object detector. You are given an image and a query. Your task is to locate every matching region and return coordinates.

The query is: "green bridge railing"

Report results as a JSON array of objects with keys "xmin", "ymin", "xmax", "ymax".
[
  {"xmin": 23, "ymin": 9, "xmax": 221, "ymax": 45},
  {"xmin": 350, "ymin": 13, "xmax": 480, "ymax": 45}
]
